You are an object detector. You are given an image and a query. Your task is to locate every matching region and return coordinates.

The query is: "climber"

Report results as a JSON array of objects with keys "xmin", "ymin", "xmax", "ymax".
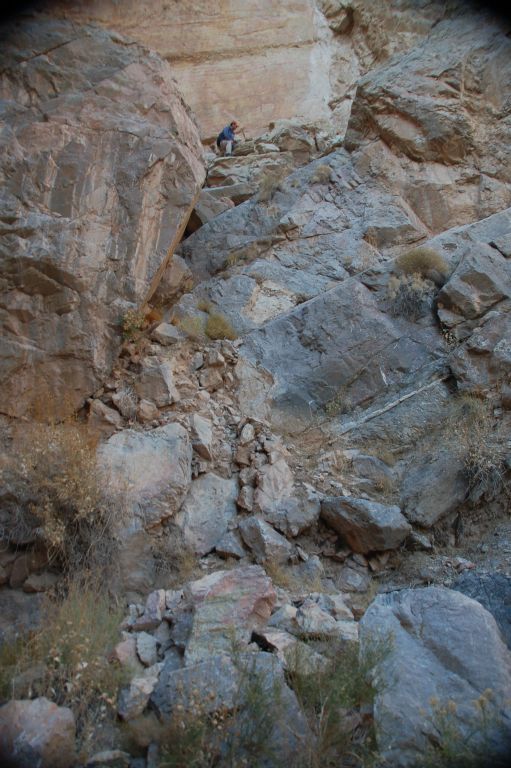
[{"xmin": 216, "ymin": 120, "xmax": 239, "ymax": 156}]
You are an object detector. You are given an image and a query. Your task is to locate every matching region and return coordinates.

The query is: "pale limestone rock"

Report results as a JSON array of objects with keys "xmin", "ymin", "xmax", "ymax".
[
  {"xmin": 0, "ymin": 697, "xmax": 75, "ymax": 768},
  {"xmin": 136, "ymin": 632, "xmax": 158, "ymax": 667},
  {"xmin": 136, "ymin": 399, "xmax": 159, "ymax": 423},
  {"xmin": 98, "ymin": 424, "xmax": 192, "ymax": 531},
  {"xmin": 88, "ymin": 400, "xmax": 123, "ymax": 436},
  {"xmin": 134, "ymin": 359, "xmax": 180, "ymax": 408},
  {"xmin": 0, "ymin": 19, "xmax": 204, "ymax": 418},
  {"xmin": 189, "ymin": 414, "xmax": 213, "ymax": 460},
  {"xmin": 150, "ymin": 323, "xmax": 183, "ymax": 346},
  {"xmin": 22, "ymin": 572, "xmax": 59, "ymax": 594},
  {"xmin": 118, "ymin": 664, "xmax": 162, "ymax": 721}
]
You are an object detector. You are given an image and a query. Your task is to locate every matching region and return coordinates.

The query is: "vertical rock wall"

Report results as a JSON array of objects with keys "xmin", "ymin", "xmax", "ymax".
[{"xmin": 0, "ymin": 19, "xmax": 205, "ymax": 417}]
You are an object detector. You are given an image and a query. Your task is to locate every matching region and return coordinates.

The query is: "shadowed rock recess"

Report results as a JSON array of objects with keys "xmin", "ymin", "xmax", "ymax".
[{"xmin": 1, "ymin": 2, "xmax": 511, "ymax": 767}]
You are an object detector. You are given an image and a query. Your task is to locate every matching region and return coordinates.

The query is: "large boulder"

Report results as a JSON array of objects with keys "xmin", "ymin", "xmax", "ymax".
[
  {"xmin": 183, "ymin": 566, "xmax": 276, "ymax": 664},
  {"xmin": 400, "ymin": 451, "xmax": 468, "ymax": 527},
  {"xmin": 321, "ymin": 496, "xmax": 411, "ymax": 553},
  {"xmin": 0, "ymin": 18, "xmax": 205, "ymax": 418},
  {"xmin": 360, "ymin": 587, "xmax": 511, "ymax": 767},
  {"xmin": 173, "ymin": 473, "xmax": 238, "ymax": 556},
  {"xmin": 98, "ymin": 423, "xmax": 192, "ymax": 530},
  {"xmin": 0, "ymin": 697, "xmax": 75, "ymax": 768}
]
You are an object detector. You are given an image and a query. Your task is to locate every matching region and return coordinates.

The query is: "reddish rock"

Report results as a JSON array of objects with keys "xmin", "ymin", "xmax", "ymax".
[{"xmin": 0, "ymin": 697, "xmax": 75, "ymax": 768}]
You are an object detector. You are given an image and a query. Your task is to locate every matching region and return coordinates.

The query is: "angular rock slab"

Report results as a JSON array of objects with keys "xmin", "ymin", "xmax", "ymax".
[
  {"xmin": 0, "ymin": 697, "xmax": 75, "ymax": 768},
  {"xmin": 360, "ymin": 587, "xmax": 511, "ymax": 767},
  {"xmin": 239, "ymin": 516, "xmax": 294, "ymax": 564},
  {"xmin": 0, "ymin": 18, "xmax": 205, "ymax": 418},
  {"xmin": 400, "ymin": 451, "xmax": 467, "ymax": 527},
  {"xmin": 321, "ymin": 496, "xmax": 411, "ymax": 553},
  {"xmin": 98, "ymin": 423, "xmax": 192, "ymax": 530},
  {"xmin": 173, "ymin": 472, "xmax": 238, "ymax": 555},
  {"xmin": 183, "ymin": 566, "xmax": 276, "ymax": 664}
]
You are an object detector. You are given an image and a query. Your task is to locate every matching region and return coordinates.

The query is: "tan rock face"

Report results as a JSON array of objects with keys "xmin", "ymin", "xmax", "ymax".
[
  {"xmin": 49, "ymin": 0, "xmax": 446, "ymax": 140},
  {"xmin": 0, "ymin": 19, "xmax": 205, "ymax": 417}
]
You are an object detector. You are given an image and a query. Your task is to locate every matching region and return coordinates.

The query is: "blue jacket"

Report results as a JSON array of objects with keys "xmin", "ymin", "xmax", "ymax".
[{"xmin": 216, "ymin": 125, "xmax": 235, "ymax": 146}]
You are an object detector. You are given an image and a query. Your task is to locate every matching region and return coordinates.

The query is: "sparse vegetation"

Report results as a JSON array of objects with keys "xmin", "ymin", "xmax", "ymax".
[
  {"xmin": 156, "ymin": 654, "xmax": 289, "ymax": 768},
  {"xmin": 388, "ymin": 273, "xmax": 436, "ymax": 320},
  {"xmin": 310, "ymin": 164, "xmax": 332, "ymax": 184},
  {"xmin": 445, "ymin": 394, "xmax": 508, "ymax": 501},
  {"xmin": 414, "ymin": 691, "xmax": 509, "ymax": 768},
  {"xmin": 10, "ymin": 418, "xmax": 117, "ymax": 573},
  {"xmin": 121, "ymin": 308, "xmax": 146, "ymax": 341},
  {"xmin": 197, "ymin": 297, "xmax": 214, "ymax": 313},
  {"xmin": 286, "ymin": 636, "xmax": 391, "ymax": 767},
  {"xmin": 175, "ymin": 314, "xmax": 206, "ymax": 340},
  {"xmin": 0, "ymin": 578, "xmax": 125, "ymax": 757},
  {"xmin": 205, "ymin": 311, "xmax": 238, "ymax": 340},
  {"xmin": 396, "ymin": 246, "xmax": 449, "ymax": 283}
]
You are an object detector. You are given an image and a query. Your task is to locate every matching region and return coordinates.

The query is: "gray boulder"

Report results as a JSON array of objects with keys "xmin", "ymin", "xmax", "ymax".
[
  {"xmin": 239, "ymin": 516, "xmax": 294, "ymax": 564},
  {"xmin": 321, "ymin": 496, "xmax": 411, "ymax": 553},
  {"xmin": 360, "ymin": 586, "xmax": 511, "ymax": 767},
  {"xmin": 453, "ymin": 572, "xmax": 511, "ymax": 650},
  {"xmin": 98, "ymin": 423, "xmax": 192, "ymax": 530},
  {"xmin": 173, "ymin": 472, "xmax": 238, "ymax": 555},
  {"xmin": 400, "ymin": 451, "xmax": 467, "ymax": 527}
]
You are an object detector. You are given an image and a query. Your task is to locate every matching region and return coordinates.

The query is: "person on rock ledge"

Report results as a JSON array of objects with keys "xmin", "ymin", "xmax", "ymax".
[{"xmin": 216, "ymin": 120, "xmax": 240, "ymax": 156}]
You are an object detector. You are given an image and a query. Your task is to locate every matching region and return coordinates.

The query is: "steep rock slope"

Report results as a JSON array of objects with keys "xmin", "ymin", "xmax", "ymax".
[{"xmin": 0, "ymin": 19, "xmax": 205, "ymax": 417}]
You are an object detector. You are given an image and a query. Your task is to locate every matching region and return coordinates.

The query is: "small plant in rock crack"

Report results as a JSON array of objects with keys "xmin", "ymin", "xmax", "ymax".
[
  {"xmin": 205, "ymin": 312, "xmax": 238, "ymax": 340},
  {"xmin": 387, "ymin": 272, "xmax": 436, "ymax": 320},
  {"xmin": 121, "ymin": 308, "xmax": 146, "ymax": 341}
]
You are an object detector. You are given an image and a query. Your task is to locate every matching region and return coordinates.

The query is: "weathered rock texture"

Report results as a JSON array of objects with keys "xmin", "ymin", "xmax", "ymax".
[
  {"xmin": 360, "ymin": 587, "xmax": 511, "ymax": 766},
  {"xmin": 0, "ymin": 19, "xmax": 205, "ymax": 417},
  {"xmin": 49, "ymin": 0, "xmax": 448, "ymax": 138}
]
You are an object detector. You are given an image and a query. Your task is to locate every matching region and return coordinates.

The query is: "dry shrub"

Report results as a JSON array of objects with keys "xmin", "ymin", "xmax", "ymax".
[
  {"xmin": 113, "ymin": 385, "xmax": 138, "ymax": 421},
  {"xmin": 388, "ymin": 273, "xmax": 436, "ymax": 320},
  {"xmin": 445, "ymin": 394, "xmax": 508, "ymax": 501},
  {"xmin": 286, "ymin": 635, "xmax": 391, "ymax": 767},
  {"xmin": 121, "ymin": 308, "xmax": 145, "ymax": 341},
  {"xmin": 310, "ymin": 164, "xmax": 332, "ymax": 184},
  {"xmin": 255, "ymin": 169, "xmax": 286, "ymax": 202},
  {"xmin": 396, "ymin": 246, "xmax": 449, "ymax": 284},
  {"xmin": 10, "ymin": 418, "xmax": 117, "ymax": 573},
  {"xmin": 205, "ymin": 312, "xmax": 238, "ymax": 340},
  {"xmin": 0, "ymin": 577, "xmax": 125, "ymax": 756},
  {"xmin": 197, "ymin": 297, "xmax": 214, "ymax": 313},
  {"xmin": 176, "ymin": 315, "xmax": 205, "ymax": 340}
]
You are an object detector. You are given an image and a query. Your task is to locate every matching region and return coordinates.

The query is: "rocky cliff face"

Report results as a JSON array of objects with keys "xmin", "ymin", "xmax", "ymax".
[
  {"xmin": 0, "ymin": 18, "xmax": 205, "ymax": 417},
  {"xmin": 1, "ymin": 3, "xmax": 511, "ymax": 767},
  {"xmin": 48, "ymin": 0, "xmax": 449, "ymax": 139}
]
